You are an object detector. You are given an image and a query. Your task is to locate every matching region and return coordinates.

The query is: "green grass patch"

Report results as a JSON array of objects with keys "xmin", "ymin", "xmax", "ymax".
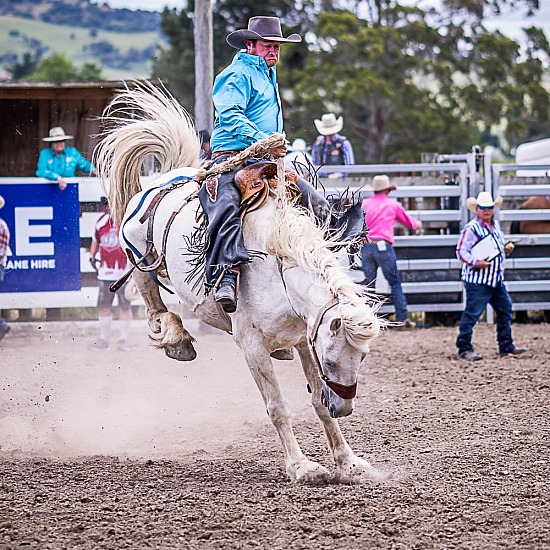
[{"xmin": 0, "ymin": 15, "xmax": 165, "ymax": 79}]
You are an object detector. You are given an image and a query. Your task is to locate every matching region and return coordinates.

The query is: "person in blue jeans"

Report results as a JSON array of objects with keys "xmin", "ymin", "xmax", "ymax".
[
  {"xmin": 361, "ymin": 175, "xmax": 421, "ymax": 329},
  {"xmin": 456, "ymin": 191, "xmax": 526, "ymax": 361},
  {"xmin": 361, "ymin": 242, "xmax": 409, "ymax": 322}
]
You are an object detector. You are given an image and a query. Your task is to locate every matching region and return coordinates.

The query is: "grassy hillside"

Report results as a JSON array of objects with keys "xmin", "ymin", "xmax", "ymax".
[{"xmin": 0, "ymin": 15, "xmax": 165, "ymax": 80}]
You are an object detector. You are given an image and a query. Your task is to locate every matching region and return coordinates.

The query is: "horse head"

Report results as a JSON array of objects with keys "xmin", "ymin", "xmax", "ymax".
[{"xmin": 308, "ymin": 296, "xmax": 375, "ymax": 418}]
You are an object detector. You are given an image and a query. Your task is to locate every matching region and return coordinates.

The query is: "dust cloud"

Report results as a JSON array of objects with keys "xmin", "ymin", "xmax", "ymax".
[{"xmin": 0, "ymin": 318, "xmax": 309, "ymax": 459}]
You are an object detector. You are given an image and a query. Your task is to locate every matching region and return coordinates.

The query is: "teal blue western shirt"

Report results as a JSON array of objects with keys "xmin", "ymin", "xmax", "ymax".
[
  {"xmin": 210, "ymin": 52, "xmax": 283, "ymax": 153},
  {"xmin": 36, "ymin": 146, "xmax": 95, "ymax": 180}
]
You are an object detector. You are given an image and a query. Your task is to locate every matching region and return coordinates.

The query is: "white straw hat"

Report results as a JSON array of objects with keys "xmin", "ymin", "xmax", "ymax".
[
  {"xmin": 289, "ymin": 138, "xmax": 308, "ymax": 151},
  {"xmin": 43, "ymin": 126, "xmax": 73, "ymax": 142},
  {"xmin": 314, "ymin": 113, "xmax": 343, "ymax": 136},
  {"xmin": 466, "ymin": 191, "xmax": 503, "ymax": 213}
]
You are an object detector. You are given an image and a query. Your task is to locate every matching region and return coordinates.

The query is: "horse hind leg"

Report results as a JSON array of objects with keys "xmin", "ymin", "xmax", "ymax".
[{"xmin": 131, "ymin": 268, "xmax": 197, "ymax": 361}]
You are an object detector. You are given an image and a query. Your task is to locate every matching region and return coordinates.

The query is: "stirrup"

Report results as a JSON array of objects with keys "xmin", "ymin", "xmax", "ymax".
[{"xmin": 214, "ymin": 274, "xmax": 238, "ymax": 313}]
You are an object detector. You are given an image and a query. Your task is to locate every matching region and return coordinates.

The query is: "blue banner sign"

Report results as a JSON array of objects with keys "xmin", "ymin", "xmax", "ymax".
[{"xmin": 0, "ymin": 181, "xmax": 81, "ymax": 292}]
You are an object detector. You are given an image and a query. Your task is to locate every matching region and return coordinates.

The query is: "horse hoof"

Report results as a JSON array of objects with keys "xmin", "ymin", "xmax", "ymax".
[
  {"xmin": 290, "ymin": 460, "xmax": 331, "ymax": 484},
  {"xmin": 164, "ymin": 343, "xmax": 197, "ymax": 362},
  {"xmin": 335, "ymin": 457, "xmax": 391, "ymax": 485},
  {"xmin": 270, "ymin": 349, "xmax": 294, "ymax": 361}
]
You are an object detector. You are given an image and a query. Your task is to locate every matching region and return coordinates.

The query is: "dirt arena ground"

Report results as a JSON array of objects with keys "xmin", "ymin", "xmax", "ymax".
[{"xmin": 0, "ymin": 318, "xmax": 548, "ymax": 549}]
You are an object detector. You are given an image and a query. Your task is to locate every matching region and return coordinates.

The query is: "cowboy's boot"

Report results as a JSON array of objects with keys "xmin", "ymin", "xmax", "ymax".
[{"xmin": 214, "ymin": 272, "xmax": 238, "ymax": 313}]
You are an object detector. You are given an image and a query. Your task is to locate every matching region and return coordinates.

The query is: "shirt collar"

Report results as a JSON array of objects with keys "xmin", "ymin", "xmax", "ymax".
[
  {"xmin": 50, "ymin": 146, "xmax": 67, "ymax": 157},
  {"xmin": 476, "ymin": 216, "xmax": 494, "ymax": 229},
  {"xmin": 236, "ymin": 51, "xmax": 271, "ymax": 73}
]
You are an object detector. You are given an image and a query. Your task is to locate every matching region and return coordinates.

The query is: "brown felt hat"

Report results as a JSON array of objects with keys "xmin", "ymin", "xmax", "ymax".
[{"xmin": 227, "ymin": 16, "xmax": 302, "ymax": 50}]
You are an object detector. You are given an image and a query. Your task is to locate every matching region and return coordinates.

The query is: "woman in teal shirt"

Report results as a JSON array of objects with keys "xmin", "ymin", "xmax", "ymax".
[{"xmin": 36, "ymin": 126, "xmax": 97, "ymax": 190}]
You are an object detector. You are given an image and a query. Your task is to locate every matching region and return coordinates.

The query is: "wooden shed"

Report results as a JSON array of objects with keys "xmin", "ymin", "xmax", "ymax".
[{"xmin": 0, "ymin": 82, "xmax": 124, "ymax": 177}]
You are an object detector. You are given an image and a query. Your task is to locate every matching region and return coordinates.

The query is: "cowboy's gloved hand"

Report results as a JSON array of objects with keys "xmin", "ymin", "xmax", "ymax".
[{"xmin": 271, "ymin": 143, "xmax": 288, "ymax": 158}]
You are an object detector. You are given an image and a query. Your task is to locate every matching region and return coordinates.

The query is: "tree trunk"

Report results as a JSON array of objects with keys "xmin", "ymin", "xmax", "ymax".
[{"xmin": 194, "ymin": 0, "xmax": 214, "ymax": 133}]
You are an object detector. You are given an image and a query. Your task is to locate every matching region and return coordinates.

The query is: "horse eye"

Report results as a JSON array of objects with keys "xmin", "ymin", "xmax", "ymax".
[{"xmin": 324, "ymin": 359, "xmax": 336, "ymax": 371}]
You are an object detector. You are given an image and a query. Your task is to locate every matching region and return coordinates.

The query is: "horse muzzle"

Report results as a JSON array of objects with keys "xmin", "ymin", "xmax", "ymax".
[{"xmin": 321, "ymin": 384, "xmax": 355, "ymax": 418}]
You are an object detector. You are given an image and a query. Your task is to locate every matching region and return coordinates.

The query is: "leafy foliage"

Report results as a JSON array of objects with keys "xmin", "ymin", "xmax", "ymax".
[{"xmin": 22, "ymin": 53, "xmax": 103, "ymax": 83}]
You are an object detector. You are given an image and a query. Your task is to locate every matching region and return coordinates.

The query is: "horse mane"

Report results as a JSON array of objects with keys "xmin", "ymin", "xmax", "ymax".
[
  {"xmin": 94, "ymin": 80, "xmax": 202, "ymax": 226},
  {"xmin": 267, "ymin": 198, "xmax": 382, "ymax": 350}
]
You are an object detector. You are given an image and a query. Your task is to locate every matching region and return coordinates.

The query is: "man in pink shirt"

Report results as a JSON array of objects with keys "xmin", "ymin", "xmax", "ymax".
[{"xmin": 360, "ymin": 175, "xmax": 421, "ymax": 329}]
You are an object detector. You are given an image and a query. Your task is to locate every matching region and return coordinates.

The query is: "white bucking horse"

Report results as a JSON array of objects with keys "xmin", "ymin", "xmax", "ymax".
[{"xmin": 94, "ymin": 82, "xmax": 385, "ymax": 483}]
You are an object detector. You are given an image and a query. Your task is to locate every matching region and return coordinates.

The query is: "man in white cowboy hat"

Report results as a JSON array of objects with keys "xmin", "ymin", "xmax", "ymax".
[
  {"xmin": 0, "ymin": 194, "xmax": 10, "ymax": 341},
  {"xmin": 311, "ymin": 113, "xmax": 355, "ymax": 178},
  {"xmin": 456, "ymin": 191, "xmax": 526, "ymax": 361},
  {"xmin": 199, "ymin": 16, "xmax": 330, "ymax": 314},
  {"xmin": 360, "ymin": 175, "xmax": 421, "ymax": 330},
  {"xmin": 36, "ymin": 126, "xmax": 97, "ymax": 191}
]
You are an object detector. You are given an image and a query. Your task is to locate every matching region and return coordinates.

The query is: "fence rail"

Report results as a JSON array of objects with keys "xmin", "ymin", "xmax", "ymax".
[{"xmin": 1, "ymin": 154, "xmax": 549, "ymax": 316}]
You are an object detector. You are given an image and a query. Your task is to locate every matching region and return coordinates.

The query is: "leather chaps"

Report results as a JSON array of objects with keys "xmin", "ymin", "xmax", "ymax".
[{"xmin": 198, "ymin": 155, "xmax": 331, "ymax": 286}]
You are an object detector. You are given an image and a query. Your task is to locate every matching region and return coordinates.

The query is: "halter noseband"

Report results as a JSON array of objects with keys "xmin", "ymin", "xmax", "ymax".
[{"xmin": 307, "ymin": 297, "xmax": 358, "ymax": 400}]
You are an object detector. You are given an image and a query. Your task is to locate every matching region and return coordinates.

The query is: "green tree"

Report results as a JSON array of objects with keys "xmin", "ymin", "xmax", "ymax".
[
  {"xmin": 288, "ymin": 8, "xmax": 477, "ymax": 162},
  {"xmin": 23, "ymin": 53, "xmax": 103, "ymax": 83},
  {"xmin": 7, "ymin": 52, "xmax": 38, "ymax": 80},
  {"xmin": 152, "ymin": 6, "xmax": 196, "ymax": 111},
  {"xmin": 430, "ymin": 1, "xmax": 550, "ymax": 148},
  {"xmin": 289, "ymin": 1, "xmax": 549, "ymax": 160},
  {"xmin": 153, "ymin": 0, "xmax": 549, "ymax": 160}
]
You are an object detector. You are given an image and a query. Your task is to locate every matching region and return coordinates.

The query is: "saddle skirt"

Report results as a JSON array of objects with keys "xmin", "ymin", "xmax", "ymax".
[{"xmin": 235, "ymin": 161, "xmax": 300, "ymax": 214}]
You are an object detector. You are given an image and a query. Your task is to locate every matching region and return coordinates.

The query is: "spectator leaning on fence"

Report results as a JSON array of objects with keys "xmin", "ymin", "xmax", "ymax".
[
  {"xmin": 360, "ymin": 175, "xmax": 421, "ymax": 330},
  {"xmin": 0, "ymin": 195, "xmax": 11, "ymax": 341},
  {"xmin": 36, "ymin": 126, "xmax": 98, "ymax": 191},
  {"xmin": 456, "ymin": 191, "xmax": 526, "ymax": 361},
  {"xmin": 311, "ymin": 113, "xmax": 354, "ymax": 178}
]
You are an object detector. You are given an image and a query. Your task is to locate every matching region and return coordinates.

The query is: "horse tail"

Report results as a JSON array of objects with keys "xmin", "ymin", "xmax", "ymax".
[{"xmin": 94, "ymin": 80, "xmax": 202, "ymax": 226}]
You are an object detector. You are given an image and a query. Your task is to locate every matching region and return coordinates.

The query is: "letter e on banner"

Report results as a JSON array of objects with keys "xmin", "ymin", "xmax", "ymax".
[{"xmin": 15, "ymin": 207, "xmax": 55, "ymax": 256}]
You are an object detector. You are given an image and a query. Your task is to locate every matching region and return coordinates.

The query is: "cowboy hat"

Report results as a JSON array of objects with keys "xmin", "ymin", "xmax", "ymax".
[
  {"xmin": 43, "ymin": 126, "xmax": 73, "ymax": 142},
  {"xmin": 466, "ymin": 191, "xmax": 503, "ymax": 213},
  {"xmin": 0, "ymin": 195, "xmax": 4, "ymax": 209},
  {"xmin": 367, "ymin": 175, "xmax": 396, "ymax": 193},
  {"xmin": 288, "ymin": 138, "xmax": 308, "ymax": 151},
  {"xmin": 314, "ymin": 113, "xmax": 343, "ymax": 136},
  {"xmin": 227, "ymin": 16, "xmax": 302, "ymax": 50}
]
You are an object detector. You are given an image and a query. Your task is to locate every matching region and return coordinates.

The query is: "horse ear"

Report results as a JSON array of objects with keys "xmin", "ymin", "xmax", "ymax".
[{"xmin": 330, "ymin": 317, "xmax": 342, "ymax": 334}]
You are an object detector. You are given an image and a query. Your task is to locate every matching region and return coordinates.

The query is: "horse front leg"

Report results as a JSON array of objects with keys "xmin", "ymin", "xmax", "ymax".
[
  {"xmin": 295, "ymin": 340, "xmax": 389, "ymax": 484},
  {"xmin": 238, "ymin": 333, "xmax": 330, "ymax": 484},
  {"xmin": 131, "ymin": 268, "xmax": 196, "ymax": 361}
]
